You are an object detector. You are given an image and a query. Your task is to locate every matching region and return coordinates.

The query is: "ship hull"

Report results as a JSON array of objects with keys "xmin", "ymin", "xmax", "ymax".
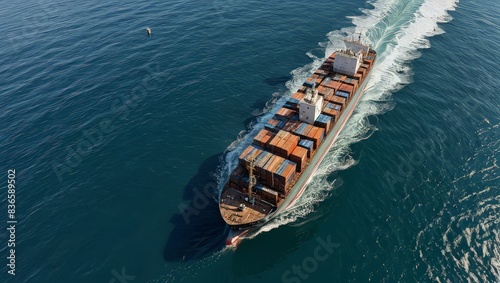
[{"xmin": 224, "ymin": 71, "xmax": 373, "ymax": 245}]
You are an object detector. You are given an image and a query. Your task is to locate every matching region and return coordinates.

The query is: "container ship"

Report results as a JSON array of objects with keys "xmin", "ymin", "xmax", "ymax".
[{"xmin": 219, "ymin": 38, "xmax": 376, "ymax": 245}]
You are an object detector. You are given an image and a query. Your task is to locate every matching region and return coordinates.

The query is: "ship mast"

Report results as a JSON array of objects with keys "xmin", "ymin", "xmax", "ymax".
[{"xmin": 246, "ymin": 154, "xmax": 257, "ymax": 204}]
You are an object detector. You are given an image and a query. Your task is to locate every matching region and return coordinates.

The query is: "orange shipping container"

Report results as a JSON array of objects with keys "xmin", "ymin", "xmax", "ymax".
[
  {"xmin": 318, "ymin": 86, "xmax": 334, "ymax": 97},
  {"xmin": 322, "ymin": 108, "xmax": 340, "ymax": 121},
  {"xmin": 339, "ymin": 83, "xmax": 354, "ymax": 96},
  {"xmin": 313, "ymin": 128, "xmax": 325, "ymax": 144},
  {"xmin": 239, "ymin": 145, "xmax": 263, "ymax": 167},
  {"xmin": 269, "ymin": 130, "xmax": 287, "ymax": 147},
  {"xmin": 290, "ymin": 146, "xmax": 308, "ymax": 172},
  {"xmin": 283, "ymin": 120, "xmax": 301, "ymax": 132},
  {"xmin": 326, "ymin": 80, "xmax": 342, "ymax": 92},
  {"xmin": 330, "ymin": 95, "xmax": 346, "ymax": 107},
  {"xmin": 276, "ymin": 107, "xmax": 295, "ymax": 119},
  {"xmin": 324, "ymin": 91, "xmax": 336, "ymax": 102},
  {"xmin": 307, "ymin": 126, "xmax": 319, "ymax": 139},
  {"xmin": 292, "ymin": 91, "xmax": 305, "ymax": 101},
  {"xmin": 354, "ymin": 73, "xmax": 363, "ymax": 81},
  {"xmin": 253, "ymin": 129, "xmax": 275, "ymax": 148},
  {"xmin": 262, "ymin": 155, "xmax": 284, "ymax": 183}
]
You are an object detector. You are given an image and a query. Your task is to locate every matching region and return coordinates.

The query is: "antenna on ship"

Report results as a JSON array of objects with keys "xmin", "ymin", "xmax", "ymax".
[{"xmin": 246, "ymin": 155, "xmax": 257, "ymax": 205}]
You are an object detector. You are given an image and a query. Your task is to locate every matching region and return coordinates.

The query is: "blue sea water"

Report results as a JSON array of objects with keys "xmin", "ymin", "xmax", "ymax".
[{"xmin": 0, "ymin": 0, "xmax": 498, "ymax": 282}]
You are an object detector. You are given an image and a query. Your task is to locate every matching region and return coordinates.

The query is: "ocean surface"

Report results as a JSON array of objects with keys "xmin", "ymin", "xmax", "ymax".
[{"xmin": 0, "ymin": 0, "xmax": 498, "ymax": 282}]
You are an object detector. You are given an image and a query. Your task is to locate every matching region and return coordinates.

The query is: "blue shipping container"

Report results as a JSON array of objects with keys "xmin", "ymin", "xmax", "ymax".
[
  {"xmin": 298, "ymin": 139, "xmax": 314, "ymax": 152},
  {"xmin": 303, "ymin": 81, "xmax": 315, "ymax": 88},
  {"xmin": 335, "ymin": 90, "xmax": 349, "ymax": 99}
]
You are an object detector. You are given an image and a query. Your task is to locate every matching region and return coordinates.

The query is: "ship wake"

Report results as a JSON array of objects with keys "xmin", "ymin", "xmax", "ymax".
[{"xmin": 218, "ymin": 0, "xmax": 458, "ymax": 240}]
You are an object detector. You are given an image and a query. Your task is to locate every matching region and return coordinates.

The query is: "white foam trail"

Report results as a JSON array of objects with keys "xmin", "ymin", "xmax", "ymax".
[{"xmin": 219, "ymin": 0, "xmax": 459, "ymax": 238}]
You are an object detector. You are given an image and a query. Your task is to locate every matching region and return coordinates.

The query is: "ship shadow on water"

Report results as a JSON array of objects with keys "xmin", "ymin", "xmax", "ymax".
[
  {"xmin": 163, "ymin": 153, "xmax": 227, "ymax": 262},
  {"xmin": 163, "ymin": 75, "xmax": 290, "ymax": 262}
]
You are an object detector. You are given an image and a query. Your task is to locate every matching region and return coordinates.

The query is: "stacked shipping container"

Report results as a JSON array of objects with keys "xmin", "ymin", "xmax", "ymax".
[{"xmin": 227, "ymin": 47, "xmax": 376, "ymax": 207}]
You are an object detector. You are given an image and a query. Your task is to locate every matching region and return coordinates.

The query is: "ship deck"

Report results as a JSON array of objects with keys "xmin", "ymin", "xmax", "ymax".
[{"xmin": 219, "ymin": 188, "xmax": 279, "ymax": 226}]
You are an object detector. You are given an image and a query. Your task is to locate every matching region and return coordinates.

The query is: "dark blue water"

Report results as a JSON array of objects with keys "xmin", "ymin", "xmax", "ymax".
[{"xmin": 0, "ymin": 0, "xmax": 498, "ymax": 282}]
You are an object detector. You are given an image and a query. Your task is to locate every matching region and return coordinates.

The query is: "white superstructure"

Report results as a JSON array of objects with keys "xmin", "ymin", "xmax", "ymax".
[
  {"xmin": 299, "ymin": 87, "xmax": 323, "ymax": 124},
  {"xmin": 332, "ymin": 49, "xmax": 363, "ymax": 76}
]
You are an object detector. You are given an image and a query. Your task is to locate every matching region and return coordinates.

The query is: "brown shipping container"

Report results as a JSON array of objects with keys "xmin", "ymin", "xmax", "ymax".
[
  {"xmin": 268, "ymin": 130, "xmax": 287, "ymax": 148},
  {"xmin": 290, "ymin": 146, "xmax": 308, "ymax": 172},
  {"xmin": 280, "ymin": 135, "xmax": 299, "ymax": 158},
  {"xmin": 256, "ymin": 187, "xmax": 278, "ymax": 205},
  {"xmin": 313, "ymin": 128, "xmax": 325, "ymax": 145},
  {"xmin": 261, "ymin": 131, "xmax": 275, "ymax": 147},
  {"xmin": 339, "ymin": 84, "xmax": 354, "ymax": 96},
  {"xmin": 322, "ymin": 108, "xmax": 340, "ymax": 121},
  {"xmin": 298, "ymin": 124, "xmax": 313, "ymax": 138},
  {"xmin": 357, "ymin": 68, "xmax": 367, "ymax": 77},
  {"xmin": 345, "ymin": 78, "xmax": 359, "ymax": 91},
  {"xmin": 276, "ymin": 107, "xmax": 295, "ymax": 119},
  {"xmin": 324, "ymin": 91, "xmax": 335, "ymax": 102},
  {"xmin": 261, "ymin": 155, "xmax": 276, "ymax": 182},
  {"xmin": 315, "ymin": 116, "xmax": 332, "ymax": 132},
  {"xmin": 271, "ymin": 131, "xmax": 298, "ymax": 159},
  {"xmin": 263, "ymin": 155, "xmax": 285, "ymax": 183},
  {"xmin": 315, "ymin": 75, "xmax": 324, "ymax": 85},
  {"xmin": 239, "ymin": 146, "xmax": 263, "ymax": 167},
  {"xmin": 283, "ymin": 120, "xmax": 301, "ymax": 132},
  {"xmin": 315, "ymin": 69, "xmax": 328, "ymax": 76},
  {"xmin": 255, "ymin": 152, "xmax": 273, "ymax": 175},
  {"xmin": 330, "ymin": 95, "xmax": 346, "ymax": 107},
  {"xmin": 273, "ymin": 163, "xmax": 296, "ymax": 192},
  {"xmin": 328, "ymin": 53, "xmax": 336, "ymax": 60},
  {"xmin": 317, "ymin": 86, "xmax": 334, "ymax": 97},
  {"xmin": 354, "ymin": 73, "xmax": 363, "ymax": 82},
  {"xmin": 253, "ymin": 129, "xmax": 275, "ymax": 148},
  {"xmin": 306, "ymin": 74, "xmax": 319, "ymax": 84},
  {"xmin": 305, "ymin": 126, "xmax": 322, "ymax": 149},
  {"xmin": 307, "ymin": 126, "xmax": 319, "ymax": 139},
  {"xmin": 267, "ymin": 117, "xmax": 280, "ymax": 127},
  {"xmin": 326, "ymin": 80, "xmax": 342, "ymax": 92},
  {"xmin": 239, "ymin": 145, "xmax": 253, "ymax": 161},
  {"xmin": 292, "ymin": 91, "xmax": 305, "ymax": 101}
]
